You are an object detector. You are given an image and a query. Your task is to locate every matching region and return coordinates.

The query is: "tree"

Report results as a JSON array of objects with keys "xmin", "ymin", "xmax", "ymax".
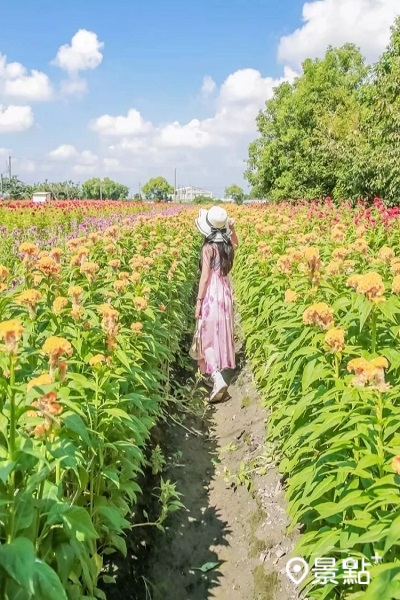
[
  {"xmin": 141, "ymin": 177, "xmax": 174, "ymax": 201},
  {"xmin": 245, "ymin": 44, "xmax": 367, "ymax": 201},
  {"xmin": 82, "ymin": 177, "xmax": 129, "ymax": 200},
  {"xmin": 225, "ymin": 184, "xmax": 245, "ymax": 205},
  {"xmin": 359, "ymin": 16, "xmax": 400, "ymax": 205}
]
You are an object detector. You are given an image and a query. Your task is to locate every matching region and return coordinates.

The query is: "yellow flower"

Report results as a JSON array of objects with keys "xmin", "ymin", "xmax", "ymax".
[
  {"xmin": 378, "ymin": 246, "xmax": 395, "ymax": 263},
  {"xmin": 89, "ymin": 354, "xmax": 106, "ymax": 366},
  {"xmin": 70, "ymin": 307, "xmax": 84, "ymax": 321},
  {"xmin": 108, "ymin": 259, "xmax": 121, "ymax": 270},
  {"xmin": 133, "ymin": 297, "xmax": 148, "ymax": 311},
  {"xmin": 392, "ymin": 456, "xmax": 400, "ymax": 475},
  {"xmin": 27, "ymin": 373, "xmax": 53, "ymax": 391},
  {"xmin": 303, "ymin": 302, "xmax": 334, "ymax": 330},
  {"xmin": 0, "ymin": 265, "xmax": 9, "ymax": 281},
  {"xmin": 49, "ymin": 247, "xmax": 63, "ymax": 262},
  {"xmin": 68, "ymin": 285, "xmax": 83, "ymax": 300},
  {"xmin": 392, "ymin": 276, "xmax": 400, "ymax": 295},
  {"xmin": 284, "ymin": 290, "xmax": 298, "ymax": 303},
  {"xmin": 42, "ymin": 336, "xmax": 73, "ymax": 361},
  {"xmin": 80, "ymin": 262, "xmax": 100, "ymax": 280},
  {"xmin": 114, "ymin": 279, "xmax": 128, "ymax": 293},
  {"xmin": 19, "ymin": 242, "xmax": 39, "ymax": 257},
  {"xmin": 356, "ymin": 273, "xmax": 385, "ymax": 302},
  {"xmin": 130, "ymin": 322, "xmax": 143, "ymax": 333},
  {"xmin": 304, "ymin": 247, "xmax": 321, "ymax": 271},
  {"xmin": 53, "ymin": 297, "xmax": 68, "ymax": 314},
  {"xmin": 0, "ymin": 319, "xmax": 23, "ymax": 353},
  {"xmin": 36, "ymin": 256, "xmax": 61, "ymax": 277},
  {"xmin": 347, "ymin": 356, "xmax": 389, "ymax": 391},
  {"xmin": 325, "ymin": 327, "xmax": 345, "ymax": 353},
  {"xmin": 16, "ymin": 289, "xmax": 41, "ymax": 306}
]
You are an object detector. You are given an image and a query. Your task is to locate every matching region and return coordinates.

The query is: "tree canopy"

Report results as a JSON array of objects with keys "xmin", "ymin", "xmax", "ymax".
[
  {"xmin": 141, "ymin": 177, "xmax": 174, "ymax": 201},
  {"xmin": 81, "ymin": 177, "xmax": 129, "ymax": 200},
  {"xmin": 245, "ymin": 16, "xmax": 400, "ymax": 205},
  {"xmin": 225, "ymin": 184, "xmax": 245, "ymax": 204}
]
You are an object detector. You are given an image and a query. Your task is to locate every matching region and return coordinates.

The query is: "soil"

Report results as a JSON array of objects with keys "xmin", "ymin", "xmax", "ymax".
[{"xmin": 103, "ymin": 327, "xmax": 307, "ymax": 600}]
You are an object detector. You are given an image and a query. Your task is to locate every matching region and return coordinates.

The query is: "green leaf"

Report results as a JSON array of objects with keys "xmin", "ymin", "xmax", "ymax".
[
  {"xmin": 193, "ymin": 561, "xmax": 221, "ymax": 572},
  {"xmin": 34, "ymin": 560, "xmax": 68, "ymax": 600},
  {"xmin": 0, "ymin": 538, "xmax": 35, "ymax": 592}
]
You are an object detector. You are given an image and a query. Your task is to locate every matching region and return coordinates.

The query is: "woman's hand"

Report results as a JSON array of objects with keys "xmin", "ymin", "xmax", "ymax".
[
  {"xmin": 195, "ymin": 300, "xmax": 202, "ymax": 319},
  {"xmin": 228, "ymin": 217, "xmax": 235, "ymax": 230}
]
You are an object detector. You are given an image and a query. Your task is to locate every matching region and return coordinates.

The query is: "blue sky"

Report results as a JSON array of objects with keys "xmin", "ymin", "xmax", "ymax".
[{"xmin": 0, "ymin": 0, "xmax": 399, "ymax": 196}]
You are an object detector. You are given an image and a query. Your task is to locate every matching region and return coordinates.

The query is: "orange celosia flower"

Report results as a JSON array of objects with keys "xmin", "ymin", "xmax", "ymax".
[
  {"xmin": 284, "ymin": 290, "xmax": 298, "ymax": 303},
  {"xmin": 391, "ymin": 258, "xmax": 400, "ymax": 275},
  {"xmin": 71, "ymin": 307, "xmax": 84, "ymax": 321},
  {"xmin": 42, "ymin": 336, "xmax": 73, "ymax": 364},
  {"xmin": 356, "ymin": 273, "xmax": 385, "ymax": 303},
  {"xmin": 378, "ymin": 246, "xmax": 395, "ymax": 263},
  {"xmin": 325, "ymin": 327, "xmax": 345, "ymax": 353},
  {"xmin": 108, "ymin": 259, "xmax": 121, "ymax": 270},
  {"xmin": 49, "ymin": 247, "xmax": 63, "ymax": 262},
  {"xmin": 303, "ymin": 302, "xmax": 334, "ymax": 330},
  {"xmin": 304, "ymin": 247, "xmax": 321, "ymax": 272},
  {"xmin": 392, "ymin": 276, "xmax": 400, "ymax": 295},
  {"xmin": 133, "ymin": 297, "xmax": 148, "ymax": 311},
  {"xmin": 347, "ymin": 356, "xmax": 389, "ymax": 391},
  {"xmin": 68, "ymin": 285, "xmax": 83, "ymax": 300},
  {"xmin": 104, "ymin": 243, "xmax": 115, "ymax": 254},
  {"xmin": 332, "ymin": 247, "xmax": 350, "ymax": 261},
  {"xmin": 130, "ymin": 322, "xmax": 143, "ymax": 333},
  {"xmin": 0, "ymin": 265, "xmax": 9, "ymax": 281},
  {"xmin": 27, "ymin": 373, "xmax": 53, "ymax": 391},
  {"xmin": 392, "ymin": 456, "xmax": 400, "ymax": 475},
  {"xmin": 53, "ymin": 297, "xmax": 68, "ymax": 314},
  {"xmin": 113, "ymin": 280, "xmax": 127, "ymax": 293},
  {"xmin": 16, "ymin": 289, "xmax": 41, "ymax": 306},
  {"xmin": 19, "ymin": 242, "xmax": 39, "ymax": 257},
  {"xmin": 325, "ymin": 261, "xmax": 341, "ymax": 276},
  {"xmin": 36, "ymin": 256, "xmax": 61, "ymax": 277},
  {"xmin": 80, "ymin": 262, "xmax": 99, "ymax": 280},
  {"xmin": 89, "ymin": 353, "xmax": 106, "ymax": 366},
  {"xmin": 0, "ymin": 319, "xmax": 23, "ymax": 353},
  {"xmin": 277, "ymin": 255, "xmax": 292, "ymax": 275}
]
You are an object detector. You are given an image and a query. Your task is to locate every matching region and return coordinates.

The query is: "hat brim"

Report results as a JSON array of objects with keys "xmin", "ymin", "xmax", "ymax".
[{"xmin": 195, "ymin": 209, "xmax": 231, "ymax": 240}]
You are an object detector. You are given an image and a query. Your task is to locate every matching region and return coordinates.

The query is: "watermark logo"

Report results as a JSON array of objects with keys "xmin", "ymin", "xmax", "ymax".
[
  {"xmin": 286, "ymin": 557, "xmax": 309, "ymax": 585},
  {"xmin": 286, "ymin": 554, "xmax": 382, "ymax": 587}
]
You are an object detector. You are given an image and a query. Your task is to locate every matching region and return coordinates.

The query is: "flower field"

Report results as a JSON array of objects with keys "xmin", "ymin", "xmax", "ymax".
[
  {"xmin": 0, "ymin": 202, "xmax": 201, "ymax": 599},
  {"xmin": 233, "ymin": 198, "xmax": 400, "ymax": 599}
]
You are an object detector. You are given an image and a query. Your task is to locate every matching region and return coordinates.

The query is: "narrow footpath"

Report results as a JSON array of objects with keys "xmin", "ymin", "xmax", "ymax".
[{"xmin": 139, "ymin": 338, "xmax": 304, "ymax": 600}]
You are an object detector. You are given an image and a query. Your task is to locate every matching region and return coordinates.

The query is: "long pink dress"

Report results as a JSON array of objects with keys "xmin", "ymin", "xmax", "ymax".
[{"xmin": 198, "ymin": 244, "xmax": 236, "ymax": 375}]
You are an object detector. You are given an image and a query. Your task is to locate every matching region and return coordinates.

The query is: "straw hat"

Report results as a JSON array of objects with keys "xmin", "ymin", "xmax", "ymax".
[{"xmin": 195, "ymin": 206, "xmax": 231, "ymax": 243}]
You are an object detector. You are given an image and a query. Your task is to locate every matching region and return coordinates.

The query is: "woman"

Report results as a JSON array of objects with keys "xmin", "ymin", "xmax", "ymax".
[{"xmin": 194, "ymin": 206, "xmax": 239, "ymax": 402}]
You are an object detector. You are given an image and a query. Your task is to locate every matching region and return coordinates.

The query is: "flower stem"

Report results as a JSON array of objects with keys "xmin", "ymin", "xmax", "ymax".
[
  {"xmin": 371, "ymin": 308, "xmax": 378, "ymax": 354},
  {"xmin": 7, "ymin": 354, "xmax": 16, "ymax": 544}
]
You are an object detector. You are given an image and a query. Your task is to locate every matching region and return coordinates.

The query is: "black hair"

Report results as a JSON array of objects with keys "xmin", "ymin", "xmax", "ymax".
[{"xmin": 199, "ymin": 238, "xmax": 234, "ymax": 277}]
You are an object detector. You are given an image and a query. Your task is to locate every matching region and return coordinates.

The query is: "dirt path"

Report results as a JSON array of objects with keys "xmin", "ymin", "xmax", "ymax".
[{"xmin": 138, "ymin": 344, "xmax": 303, "ymax": 600}]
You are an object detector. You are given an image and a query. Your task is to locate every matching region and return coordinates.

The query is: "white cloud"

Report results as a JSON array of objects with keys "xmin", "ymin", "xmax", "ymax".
[
  {"xmin": 278, "ymin": 0, "xmax": 400, "ymax": 67},
  {"xmin": 60, "ymin": 76, "xmax": 88, "ymax": 97},
  {"xmin": 48, "ymin": 144, "xmax": 78, "ymax": 160},
  {"xmin": 52, "ymin": 30, "xmax": 104, "ymax": 73},
  {"xmin": 0, "ymin": 105, "xmax": 34, "ymax": 132},
  {"xmin": 201, "ymin": 75, "xmax": 216, "ymax": 96},
  {"xmin": 90, "ymin": 108, "xmax": 152, "ymax": 136},
  {"xmin": 0, "ymin": 54, "xmax": 53, "ymax": 101},
  {"xmin": 48, "ymin": 146, "xmax": 98, "ymax": 174}
]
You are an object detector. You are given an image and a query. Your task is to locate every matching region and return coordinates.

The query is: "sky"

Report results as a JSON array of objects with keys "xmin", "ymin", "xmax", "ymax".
[{"xmin": 0, "ymin": 0, "xmax": 399, "ymax": 197}]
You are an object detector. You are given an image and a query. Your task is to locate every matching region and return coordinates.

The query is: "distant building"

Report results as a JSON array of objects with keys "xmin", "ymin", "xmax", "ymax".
[{"xmin": 175, "ymin": 186, "xmax": 213, "ymax": 202}]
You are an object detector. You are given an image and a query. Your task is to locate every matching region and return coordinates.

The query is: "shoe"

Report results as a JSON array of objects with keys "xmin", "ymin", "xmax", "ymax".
[{"xmin": 209, "ymin": 370, "xmax": 228, "ymax": 403}]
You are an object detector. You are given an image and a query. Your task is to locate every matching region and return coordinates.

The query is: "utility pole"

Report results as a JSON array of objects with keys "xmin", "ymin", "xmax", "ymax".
[{"xmin": 174, "ymin": 167, "xmax": 177, "ymax": 203}]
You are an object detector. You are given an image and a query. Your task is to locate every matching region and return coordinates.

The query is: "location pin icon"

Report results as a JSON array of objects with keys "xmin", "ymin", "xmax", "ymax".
[{"xmin": 286, "ymin": 557, "xmax": 309, "ymax": 585}]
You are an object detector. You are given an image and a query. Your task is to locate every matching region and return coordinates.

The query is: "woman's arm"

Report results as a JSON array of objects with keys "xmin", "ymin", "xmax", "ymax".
[
  {"xmin": 195, "ymin": 246, "xmax": 212, "ymax": 318},
  {"xmin": 230, "ymin": 220, "xmax": 239, "ymax": 249}
]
